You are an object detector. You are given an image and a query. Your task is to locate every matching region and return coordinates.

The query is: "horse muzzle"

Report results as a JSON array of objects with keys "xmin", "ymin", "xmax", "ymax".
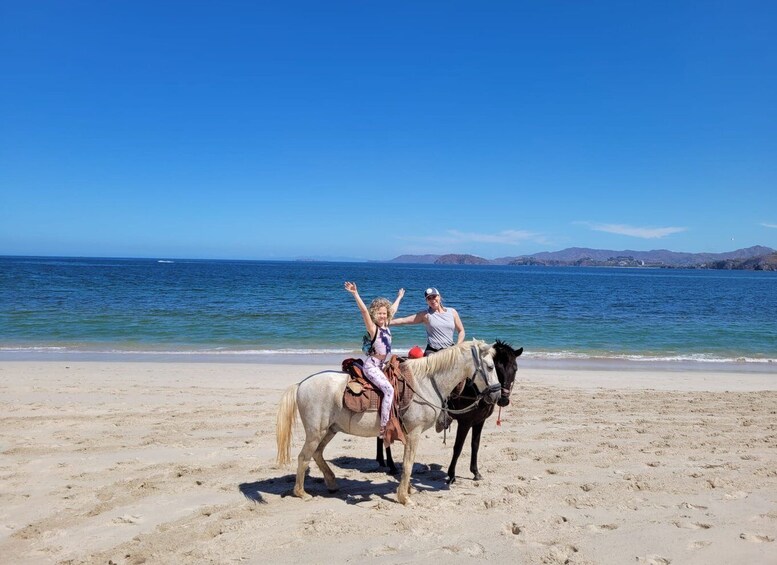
[
  {"xmin": 483, "ymin": 383, "xmax": 501, "ymax": 405},
  {"xmin": 497, "ymin": 385, "xmax": 512, "ymax": 407}
]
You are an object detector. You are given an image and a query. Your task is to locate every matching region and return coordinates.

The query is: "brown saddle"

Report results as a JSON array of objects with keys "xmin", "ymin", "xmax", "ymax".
[{"xmin": 341, "ymin": 356, "xmax": 414, "ymax": 446}]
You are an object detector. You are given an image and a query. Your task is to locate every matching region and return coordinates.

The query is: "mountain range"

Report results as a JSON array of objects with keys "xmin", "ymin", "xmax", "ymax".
[{"xmin": 388, "ymin": 246, "xmax": 777, "ymax": 270}]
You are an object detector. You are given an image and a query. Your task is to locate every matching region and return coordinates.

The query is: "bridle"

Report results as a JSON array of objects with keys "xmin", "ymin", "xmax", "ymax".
[
  {"xmin": 450, "ymin": 355, "xmax": 516, "ymax": 409},
  {"xmin": 411, "ymin": 344, "xmax": 500, "ymax": 415}
]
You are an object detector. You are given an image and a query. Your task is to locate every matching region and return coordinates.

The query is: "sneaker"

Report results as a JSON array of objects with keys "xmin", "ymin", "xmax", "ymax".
[{"xmin": 435, "ymin": 411, "xmax": 452, "ymax": 433}]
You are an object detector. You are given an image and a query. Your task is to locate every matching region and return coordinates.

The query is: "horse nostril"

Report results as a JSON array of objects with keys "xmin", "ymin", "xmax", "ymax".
[{"xmin": 497, "ymin": 397, "xmax": 509, "ymax": 407}]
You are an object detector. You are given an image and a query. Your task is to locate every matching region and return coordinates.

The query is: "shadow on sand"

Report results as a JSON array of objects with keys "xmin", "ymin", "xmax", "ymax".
[{"xmin": 239, "ymin": 456, "xmax": 449, "ymax": 505}]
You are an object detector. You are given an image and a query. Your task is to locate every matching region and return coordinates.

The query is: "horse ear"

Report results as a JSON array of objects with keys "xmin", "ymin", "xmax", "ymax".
[{"xmin": 515, "ymin": 346, "xmax": 524, "ymax": 357}]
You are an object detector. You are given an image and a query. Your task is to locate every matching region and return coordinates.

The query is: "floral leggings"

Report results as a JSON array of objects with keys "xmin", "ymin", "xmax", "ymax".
[{"xmin": 363, "ymin": 357, "xmax": 394, "ymax": 429}]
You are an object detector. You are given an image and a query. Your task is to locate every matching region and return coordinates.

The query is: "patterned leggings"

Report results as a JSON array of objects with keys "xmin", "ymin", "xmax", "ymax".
[{"xmin": 363, "ymin": 358, "xmax": 395, "ymax": 429}]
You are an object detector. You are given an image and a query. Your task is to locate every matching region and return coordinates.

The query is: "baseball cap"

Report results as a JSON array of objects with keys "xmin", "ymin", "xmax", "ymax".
[{"xmin": 424, "ymin": 287, "xmax": 440, "ymax": 298}]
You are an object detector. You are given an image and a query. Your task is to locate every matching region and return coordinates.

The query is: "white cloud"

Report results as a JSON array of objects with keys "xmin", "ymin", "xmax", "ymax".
[
  {"xmin": 578, "ymin": 222, "xmax": 687, "ymax": 239},
  {"xmin": 761, "ymin": 222, "xmax": 777, "ymax": 229}
]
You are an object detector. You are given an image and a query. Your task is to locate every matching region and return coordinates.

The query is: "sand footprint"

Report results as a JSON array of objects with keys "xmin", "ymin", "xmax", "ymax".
[
  {"xmin": 440, "ymin": 542, "xmax": 486, "ymax": 557},
  {"xmin": 636, "ymin": 555, "xmax": 671, "ymax": 564},
  {"xmin": 688, "ymin": 540, "xmax": 712, "ymax": 550},
  {"xmin": 672, "ymin": 521, "xmax": 711, "ymax": 530},
  {"xmin": 678, "ymin": 502, "xmax": 707, "ymax": 510},
  {"xmin": 586, "ymin": 523, "xmax": 618, "ymax": 532},
  {"xmin": 739, "ymin": 533, "xmax": 775, "ymax": 543},
  {"xmin": 112, "ymin": 514, "xmax": 142, "ymax": 525},
  {"xmin": 542, "ymin": 543, "xmax": 578, "ymax": 564},
  {"xmin": 364, "ymin": 544, "xmax": 399, "ymax": 557}
]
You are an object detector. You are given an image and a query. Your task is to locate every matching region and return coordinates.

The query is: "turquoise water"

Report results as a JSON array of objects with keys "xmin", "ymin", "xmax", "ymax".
[{"xmin": 1, "ymin": 256, "xmax": 776, "ymax": 366}]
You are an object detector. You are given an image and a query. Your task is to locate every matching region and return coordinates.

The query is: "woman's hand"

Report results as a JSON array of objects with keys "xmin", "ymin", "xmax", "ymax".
[{"xmin": 344, "ymin": 281, "xmax": 358, "ymax": 294}]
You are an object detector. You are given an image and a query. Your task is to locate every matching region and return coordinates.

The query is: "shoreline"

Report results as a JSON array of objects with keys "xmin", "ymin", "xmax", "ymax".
[
  {"xmin": 1, "ymin": 348, "xmax": 775, "ymax": 375},
  {"xmin": 1, "ymin": 359, "xmax": 775, "ymax": 392}
]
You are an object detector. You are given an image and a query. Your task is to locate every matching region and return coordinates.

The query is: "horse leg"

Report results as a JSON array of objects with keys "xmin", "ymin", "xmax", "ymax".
[
  {"xmin": 376, "ymin": 438, "xmax": 397, "ymax": 474},
  {"xmin": 385, "ymin": 444, "xmax": 397, "ymax": 475},
  {"xmin": 397, "ymin": 432, "xmax": 419, "ymax": 505},
  {"xmin": 469, "ymin": 421, "xmax": 485, "ymax": 481},
  {"xmin": 294, "ymin": 430, "xmax": 330, "ymax": 499},
  {"xmin": 376, "ymin": 438, "xmax": 385, "ymax": 467},
  {"xmin": 312, "ymin": 429, "xmax": 339, "ymax": 492},
  {"xmin": 447, "ymin": 420, "xmax": 473, "ymax": 484}
]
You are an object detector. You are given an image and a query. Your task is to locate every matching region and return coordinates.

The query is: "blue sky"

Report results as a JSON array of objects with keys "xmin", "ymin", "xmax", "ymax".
[{"xmin": 1, "ymin": 1, "xmax": 776, "ymax": 261}]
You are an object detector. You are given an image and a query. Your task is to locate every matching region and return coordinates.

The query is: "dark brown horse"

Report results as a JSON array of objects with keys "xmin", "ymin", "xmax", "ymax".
[{"xmin": 377, "ymin": 340, "xmax": 523, "ymax": 483}]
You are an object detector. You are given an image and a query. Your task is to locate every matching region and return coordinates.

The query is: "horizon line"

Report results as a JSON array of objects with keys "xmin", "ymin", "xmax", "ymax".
[{"xmin": 1, "ymin": 243, "xmax": 774, "ymax": 264}]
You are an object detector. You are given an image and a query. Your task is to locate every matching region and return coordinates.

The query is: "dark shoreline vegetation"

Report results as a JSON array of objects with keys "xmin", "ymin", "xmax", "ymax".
[{"xmin": 389, "ymin": 245, "xmax": 777, "ymax": 271}]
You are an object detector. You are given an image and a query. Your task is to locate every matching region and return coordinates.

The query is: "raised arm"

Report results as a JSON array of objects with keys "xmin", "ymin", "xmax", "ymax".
[
  {"xmin": 344, "ymin": 281, "xmax": 376, "ymax": 336},
  {"xmin": 452, "ymin": 308, "xmax": 466, "ymax": 344},
  {"xmin": 390, "ymin": 288, "xmax": 405, "ymax": 315},
  {"xmin": 391, "ymin": 310, "xmax": 427, "ymax": 326}
]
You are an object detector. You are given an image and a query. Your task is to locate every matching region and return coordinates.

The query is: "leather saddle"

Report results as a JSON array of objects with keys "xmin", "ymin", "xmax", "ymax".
[{"xmin": 341, "ymin": 356, "xmax": 414, "ymax": 446}]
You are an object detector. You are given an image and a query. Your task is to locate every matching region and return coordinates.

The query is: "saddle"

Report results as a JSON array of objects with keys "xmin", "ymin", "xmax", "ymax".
[{"xmin": 341, "ymin": 356, "xmax": 414, "ymax": 446}]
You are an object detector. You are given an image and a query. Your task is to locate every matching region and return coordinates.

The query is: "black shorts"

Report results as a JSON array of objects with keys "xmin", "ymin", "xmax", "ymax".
[{"xmin": 424, "ymin": 344, "xmax": 452, "ymax": 356}]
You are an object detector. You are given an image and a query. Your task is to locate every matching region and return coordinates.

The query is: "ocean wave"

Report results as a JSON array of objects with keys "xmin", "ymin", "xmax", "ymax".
[
  {"xmin": 527, "ymin": 350, "xmax": 776, "ymax": 364},
  {"xmin": 0, "ymin": 345, "xmax": 774, "ymax": 365},
  {"xmin": 0, "ymin": 346, "xmax": 353, "ymax": 356}
]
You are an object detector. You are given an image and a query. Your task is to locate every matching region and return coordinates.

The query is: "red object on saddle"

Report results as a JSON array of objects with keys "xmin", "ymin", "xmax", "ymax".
[{"xmin": 408, "ymin": 345, "xmax": 424, "ymax": 358}]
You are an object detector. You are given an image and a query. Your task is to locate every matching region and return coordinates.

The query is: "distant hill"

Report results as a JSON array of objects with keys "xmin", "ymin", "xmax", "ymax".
[
  {"xmin": 434, "ymin": 254, "xmax": 491, "ymax": 265},
  {"xmin": 387, "ymin": 246, "xmax": 776, "ymax": 269},
  {"xmin": 521, "ymin": 246, "xmax": 774, "ymax": 267},
  {"xmin": 388, "ymin": 254, "xmax": 440, "ymax": 264},
  {"xmin": 704, "ymin": 252, "xmax": 777, "ymax": 271}
]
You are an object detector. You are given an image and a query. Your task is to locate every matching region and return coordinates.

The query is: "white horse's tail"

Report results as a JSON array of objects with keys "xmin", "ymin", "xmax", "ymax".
[{"xmin": 276, "ymin": 384, "xmax": 299, "ymax": 466}]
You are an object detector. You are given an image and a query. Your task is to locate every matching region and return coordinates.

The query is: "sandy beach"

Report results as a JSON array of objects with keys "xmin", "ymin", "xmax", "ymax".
[{"xmin": 1, "ymin": 360, "xmax": 775, "ymax": 564}]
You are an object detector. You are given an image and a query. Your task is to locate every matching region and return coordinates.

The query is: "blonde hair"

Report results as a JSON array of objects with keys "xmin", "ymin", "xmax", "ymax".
[{"xmin": 368, "ymin": 297, "xmax": 394, "ymax": 324}]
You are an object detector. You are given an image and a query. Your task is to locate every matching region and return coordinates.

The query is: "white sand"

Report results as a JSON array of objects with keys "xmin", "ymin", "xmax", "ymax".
[{"xmin": 1, "ymin": 360, "xmax": 775, "ymax": 564}]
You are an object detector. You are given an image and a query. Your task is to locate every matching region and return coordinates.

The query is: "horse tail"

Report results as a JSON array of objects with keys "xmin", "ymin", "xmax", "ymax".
[{"xmin": 276, "ymin": 383, "xmax": 299, "ymax": 466}]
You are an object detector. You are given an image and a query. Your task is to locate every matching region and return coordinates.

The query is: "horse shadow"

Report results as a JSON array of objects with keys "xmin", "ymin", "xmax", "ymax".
[
  {"xmin": 238, "ymin": 475, "xmax": 293, "ymax": 504},
  {"xmin": 239, "ymin": 456, "xmax": 449, "ymax": 505}
]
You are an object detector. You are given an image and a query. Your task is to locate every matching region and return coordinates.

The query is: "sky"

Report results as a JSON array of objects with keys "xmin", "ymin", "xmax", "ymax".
[{"xmin": 1, "ymin": 1, "xmax": 776, "ymax": 261}]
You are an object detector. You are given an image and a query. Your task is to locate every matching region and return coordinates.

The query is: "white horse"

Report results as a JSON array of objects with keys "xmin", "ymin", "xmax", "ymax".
[{"xmin": 276, "ymin": 340, "xmax": 502, "ymax": 505}]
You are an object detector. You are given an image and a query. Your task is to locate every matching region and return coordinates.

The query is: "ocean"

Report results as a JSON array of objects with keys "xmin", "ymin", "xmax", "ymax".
[{"xmin": 1, "ymin": 256, "xmax": 775, "ymax": 369}]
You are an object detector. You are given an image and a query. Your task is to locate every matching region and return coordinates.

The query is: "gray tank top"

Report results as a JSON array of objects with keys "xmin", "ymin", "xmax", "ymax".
[{"xmin": 425, "ymin": 308, "xmax": 455, "ymax": 350}]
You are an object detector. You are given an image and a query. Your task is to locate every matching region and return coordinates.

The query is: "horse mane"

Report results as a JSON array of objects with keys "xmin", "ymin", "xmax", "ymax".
[{"xmin": 402, "ymin": 340, "xmax": 486, "ymax": 378}]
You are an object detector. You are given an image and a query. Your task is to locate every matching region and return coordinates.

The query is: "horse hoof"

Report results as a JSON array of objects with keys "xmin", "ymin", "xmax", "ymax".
[
  {"xmin": 446, "ymin": 476, "xmax": 456, "ymax": 485},
  {"xmin": 473, "ymin": 473, "xmax": 483, "ymax": 481}
]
